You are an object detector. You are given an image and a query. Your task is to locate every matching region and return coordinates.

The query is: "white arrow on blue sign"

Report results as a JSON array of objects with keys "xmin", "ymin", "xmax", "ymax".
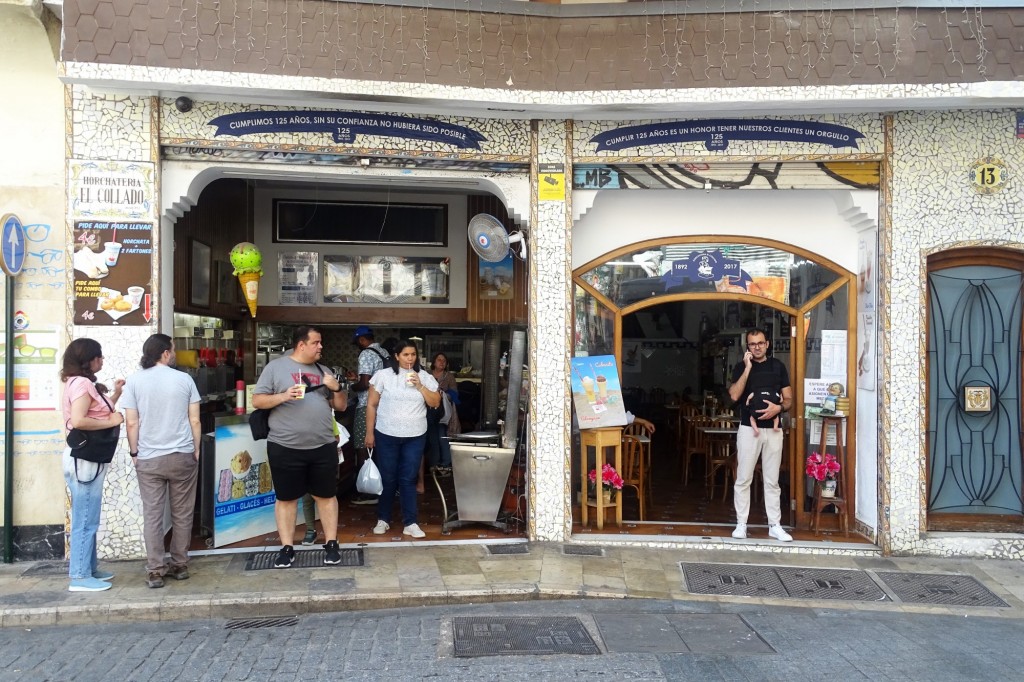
[{"xmin": 1, "ymin": 213, "xmax": 26, "ymax": 277}]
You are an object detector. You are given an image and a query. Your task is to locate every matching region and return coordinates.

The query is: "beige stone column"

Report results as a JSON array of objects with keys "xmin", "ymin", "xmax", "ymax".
[{"xmin": 528, "ymin": 120, "xmax": 573, "ymax": 542}]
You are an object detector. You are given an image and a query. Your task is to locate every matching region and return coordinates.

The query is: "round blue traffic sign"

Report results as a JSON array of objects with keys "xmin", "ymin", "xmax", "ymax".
[{"xmin": 1, "ymin": 213, "xmax": 26, "ymax": 277}]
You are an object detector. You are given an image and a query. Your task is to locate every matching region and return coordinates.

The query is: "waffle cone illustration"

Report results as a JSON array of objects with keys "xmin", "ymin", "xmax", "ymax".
[{"xmin": 238, "ymin": 271, "xmax": 260, "ymax": 318}]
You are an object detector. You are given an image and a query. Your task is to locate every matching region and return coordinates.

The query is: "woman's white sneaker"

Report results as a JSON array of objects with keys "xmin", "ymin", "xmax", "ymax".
[
  {"xmin": 372, "ymin": 520, "xmax": 390, "ymax": 535},
  {"xmin": 403, "ymin": 523, "xmax": 426, "ymax": 539},
  {"xmin": 731, "ymin": 524, "xmax": 747, "ymax": 539}
]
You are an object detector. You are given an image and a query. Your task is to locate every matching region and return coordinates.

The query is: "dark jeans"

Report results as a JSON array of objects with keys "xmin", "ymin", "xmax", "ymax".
[
  {"xmin": 374, "ymin": 430, "xmax": 426, "ymax": 526},
  {"xmin": 424, "ymin": 420, "xmax": 451, "ymax": 468}
]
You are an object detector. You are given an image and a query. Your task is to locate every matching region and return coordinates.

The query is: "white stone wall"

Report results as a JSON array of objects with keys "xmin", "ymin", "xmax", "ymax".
[
  {"xmin": 885, "ymin": 109, "xmax": 1024, "ymax": 559},
  {"xmin": 529, "ymin": 120, "xmax": 573, "ymax": 542},
  {"xmin": 69, "ymin": 87, "xmax": 159, "ymax": 560}
]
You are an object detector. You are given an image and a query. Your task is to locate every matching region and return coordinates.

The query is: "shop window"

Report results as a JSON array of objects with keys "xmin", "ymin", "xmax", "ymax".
[{"xmin": 274, "ymin": 199, "xmax": 447, "ymax": 246}]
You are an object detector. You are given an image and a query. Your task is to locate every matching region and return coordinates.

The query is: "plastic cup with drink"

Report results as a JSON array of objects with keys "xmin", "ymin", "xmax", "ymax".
[
  {"xmin": 292, "ymin": 384, "xmax": 306, "ymax": 399},
  {"xmin": 405, "ymin": 372, "xmax": 417, "ymax": 387},
  {"xmin": 103, "ymin": 242, "xmax": 122, "ymax": 267},
  {"xmin": 581, "ymin": 376, "xmax": 596, "ymax": 404}
]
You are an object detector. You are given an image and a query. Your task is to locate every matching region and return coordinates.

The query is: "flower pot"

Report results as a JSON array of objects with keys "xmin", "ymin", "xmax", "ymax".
[{"xmin": 820, "ymin": 479, "xmax": 837, "ymax": 498}]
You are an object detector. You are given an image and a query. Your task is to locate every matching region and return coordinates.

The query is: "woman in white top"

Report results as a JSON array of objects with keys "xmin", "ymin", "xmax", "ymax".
[{"xmin": 364, "ymin": 340, "xmax": 440, "ymax": 539}]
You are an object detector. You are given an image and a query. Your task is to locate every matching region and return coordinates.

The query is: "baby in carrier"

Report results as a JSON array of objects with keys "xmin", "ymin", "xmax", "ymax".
[{"xmin": 745, "ymin": 390, "xmax": 782, "ymax": 436}]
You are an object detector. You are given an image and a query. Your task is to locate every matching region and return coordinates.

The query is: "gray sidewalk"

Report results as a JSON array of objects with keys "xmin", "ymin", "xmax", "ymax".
[{"xmin": 1, "ymin": 541, "xmax": 1022, "ymax": 628}]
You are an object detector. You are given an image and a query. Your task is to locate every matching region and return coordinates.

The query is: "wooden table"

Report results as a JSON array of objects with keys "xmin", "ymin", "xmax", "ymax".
[{"xmin": 579, "ymin": 426, "xmax": 623, "ymax": 529}]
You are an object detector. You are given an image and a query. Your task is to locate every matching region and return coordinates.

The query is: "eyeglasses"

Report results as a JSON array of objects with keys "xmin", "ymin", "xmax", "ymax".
[{"xmin": 747, "ymin": 342, "xmax": 767, "ymax": 348}]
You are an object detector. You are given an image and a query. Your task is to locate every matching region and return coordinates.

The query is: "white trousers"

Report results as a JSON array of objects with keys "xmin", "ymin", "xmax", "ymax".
[{"xmin": 733, "ymin": 424, "xmax": 784, "ymax": 526}]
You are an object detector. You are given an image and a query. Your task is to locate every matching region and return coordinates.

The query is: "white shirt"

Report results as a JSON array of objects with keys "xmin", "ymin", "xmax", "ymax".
[{"xmin": 369, "ymin": 368, "xmax": 439, "ymax": 438}]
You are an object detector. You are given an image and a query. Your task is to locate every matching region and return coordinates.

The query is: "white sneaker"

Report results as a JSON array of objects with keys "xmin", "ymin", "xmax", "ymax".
[
  {"xmin": 403, "ymin": 523, "xmax": 426, "ymax": 539},
  {"xmin": 731, "ymin": 524, "xmax": 747, "ymax": 539},
  {"xmin": 372, "ymin": 520, "xmax": 390, "ymax": 535},
  {"xmin": 768, "ymin": 525, "xmax": 793, "ymax": 542}
]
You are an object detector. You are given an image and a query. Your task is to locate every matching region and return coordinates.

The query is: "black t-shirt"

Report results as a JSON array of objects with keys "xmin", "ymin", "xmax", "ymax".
[{"xmin": 731, "ymin": 358, "xmax": 790, "ymax": 428}]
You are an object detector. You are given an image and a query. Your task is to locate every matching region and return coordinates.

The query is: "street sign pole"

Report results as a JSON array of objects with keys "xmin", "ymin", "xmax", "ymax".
[{"xmin": 1, "ymin": 214, "xmax": 25, "ymax": 564}]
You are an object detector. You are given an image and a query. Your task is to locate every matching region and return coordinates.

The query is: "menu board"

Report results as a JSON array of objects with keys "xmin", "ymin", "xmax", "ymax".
[
  {"xmin": 212, "ymin": 421, "xmax": 276, "ymax": 547},
  {"xmin": 72, "ymin": 220, "xmax": 153, "ymax": 325}
]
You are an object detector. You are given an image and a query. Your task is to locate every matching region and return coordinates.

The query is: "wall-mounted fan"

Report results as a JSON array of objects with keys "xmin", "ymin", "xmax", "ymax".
[{"xmin": 468, "ymin": 213, "xmax": 527, "ymax": 262}]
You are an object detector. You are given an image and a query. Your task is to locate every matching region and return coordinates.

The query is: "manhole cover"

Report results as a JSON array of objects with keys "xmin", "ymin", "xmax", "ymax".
[
  {"xmin": 563, "ymin": 545, "xmax": 604, "ymax": 556},
  {"xmin": 875, "ymin": 572, "xmax": 1009, "ymax": 607},
  {"xmin": 225, "ymin": 616, "xmax": 299, "ymax": 629},
  {"xmin": 486, "ymin": 543, "xmax": 529, "ymax": 555},
  {"xmin": 680, "ymin": 562, "xmax": 788, "ymax": 598},
  {"xmin": 245, "ymin": 548, "xmax": 363, "ymax": 570},
  {"xmin": 775, "ymin": 567, "xmax": 890, "ymax": 602},
  {"xmin": 452, "ymin": 616, "xmax": 600, "ymax": 657}
]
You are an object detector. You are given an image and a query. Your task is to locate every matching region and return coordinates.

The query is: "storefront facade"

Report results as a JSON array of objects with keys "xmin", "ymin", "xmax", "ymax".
[{"xmin": 2, "ymin": 2, "xmax": 1023, "ymax": 560}]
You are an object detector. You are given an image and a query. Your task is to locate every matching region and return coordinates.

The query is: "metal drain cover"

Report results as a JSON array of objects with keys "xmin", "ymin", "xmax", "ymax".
[
  {"xmin": 245, "ymin": 548, "xmax": 364, "ymax": 570},
  {"xmin": 486, "ymin": 543, "xmax": 529, "ymax": 555},
  {"xmin": 563, "ymin": 545, "xmax": 604, "ymax": 557},
  {"xmin": 875, "ymin": 572, "xmax": 1009, "ymax": 607},
  {"xmin": 681, "ymin": 562, "xmax": 788, "ymax": 598},
  {"xmin": 775, "ymin": 567, "xmax": 890, "ymax": 602},
  {"xmin": 226, "ymin": 616, "xmax": 299, "ymax": 629},
  {"xmin": 452, "ymin": 616, "xmax": 600, "ymax": 657}
]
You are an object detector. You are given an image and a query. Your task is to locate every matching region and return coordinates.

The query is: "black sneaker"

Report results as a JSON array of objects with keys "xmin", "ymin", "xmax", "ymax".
[
  {"xmin": 274, "ymin": 545, "xmax": 295, "ymax": 568},
  {"xmin": 323, "ymin": 540, "xmax": 342, "ymax": 565}
]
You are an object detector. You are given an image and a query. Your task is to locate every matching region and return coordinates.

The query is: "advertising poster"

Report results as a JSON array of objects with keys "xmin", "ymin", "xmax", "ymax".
[
  {"xmin": 0, "ymin": 329, "xmax": 60, "ymax": 410},
  {"xmin": 278, "ymin": 251, "xmax": 318, "ymax": 305},
  {"xmin": 479, "ymin": 253, "xmax": 514, "ymax": 300},
  {"xmin": 72, "ymin": 220, "xmax": 153, "ymax": 325},
  {"xmin": 212, "ymin": 422, "xmax": 275, "ymax": 547},
  {"xmin": 857, "ymin": 233, "xmax": 876, "ymax": 313},
  {"xmin": 323, "ymin": 255, "xmax": 449, "ymax": 304},
  {"xmin": 570, "ymin": 355, "xmax": 627, "ymax": 429}
]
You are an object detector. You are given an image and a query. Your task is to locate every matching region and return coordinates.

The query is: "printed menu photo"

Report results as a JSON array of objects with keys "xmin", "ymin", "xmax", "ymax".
[{"xmin": 73, "ymin": 220, "xmax": 154, "ymax": 325}]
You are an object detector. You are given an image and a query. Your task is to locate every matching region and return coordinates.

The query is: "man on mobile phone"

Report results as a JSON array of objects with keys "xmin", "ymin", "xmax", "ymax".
[{"xmin": 727, "ymin": 328, "xmax": 793, "ymax": 542}]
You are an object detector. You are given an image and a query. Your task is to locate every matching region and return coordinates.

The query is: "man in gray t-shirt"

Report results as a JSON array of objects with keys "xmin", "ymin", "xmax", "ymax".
[
  {"xmin": 122, "ymin": 334, "xmax": 202, "ymax": 589},
  {"xmin": 253, "ymin": 326, "xmax": 347, "ymax": 568}
]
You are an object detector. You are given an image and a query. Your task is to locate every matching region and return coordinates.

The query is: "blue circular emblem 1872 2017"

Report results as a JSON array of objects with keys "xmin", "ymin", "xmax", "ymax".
[{"xmin": 1, "ymin": 213, "xmax": 26, "ymax": 277}]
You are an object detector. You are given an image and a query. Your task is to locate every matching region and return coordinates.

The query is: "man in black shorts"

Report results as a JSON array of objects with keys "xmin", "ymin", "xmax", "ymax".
[{"xmin": 253, "ymin": 326, "xmax": 348, "ymax": 567}]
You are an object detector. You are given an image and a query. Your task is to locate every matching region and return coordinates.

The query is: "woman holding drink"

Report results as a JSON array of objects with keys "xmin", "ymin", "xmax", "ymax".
[{"xmin": 364, "ymin": 340, "xmax": 440, "ymax": 539}]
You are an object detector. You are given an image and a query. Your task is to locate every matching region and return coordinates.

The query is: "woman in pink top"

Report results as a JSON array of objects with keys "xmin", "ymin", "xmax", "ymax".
[{"xmin": 61, "ymin": 338, "xmax": 124, "ymax": 593}]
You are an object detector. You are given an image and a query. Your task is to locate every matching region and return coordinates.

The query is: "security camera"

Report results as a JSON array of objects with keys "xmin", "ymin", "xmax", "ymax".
[{"xmin": 174, "ymin": 96, "xmax": 193, "ymax": 113}]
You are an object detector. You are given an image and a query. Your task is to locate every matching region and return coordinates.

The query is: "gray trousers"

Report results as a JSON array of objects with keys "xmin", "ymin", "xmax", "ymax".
[{"xmin": 136, "ymin": 452, "xmax": 199, "ymax": 573}]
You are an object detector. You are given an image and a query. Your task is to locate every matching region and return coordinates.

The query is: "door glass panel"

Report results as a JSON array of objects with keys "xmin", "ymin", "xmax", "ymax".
[
  {"xmin": 800, "ymin": 284, "xmax": 850, "ymax": 510},
  {"xmin": 574, "ymin": 284, "xmax": 615, "ymax": 357},
  {"xmin": 928, "ymin": 266, "xmax": 1023, "ymax": 517},
  {"xmin": 579, "ymin": 242, "xmax": 838, "ymax": 308}
]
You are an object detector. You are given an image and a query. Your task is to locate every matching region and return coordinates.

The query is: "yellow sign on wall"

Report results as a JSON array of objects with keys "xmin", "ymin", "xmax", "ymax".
[{"xmin": 538, "ymin": 163, "xmax": 566, "ymax": 201}]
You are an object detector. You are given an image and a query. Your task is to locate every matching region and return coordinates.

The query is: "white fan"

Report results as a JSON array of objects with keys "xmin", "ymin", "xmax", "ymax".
[{"xmin": 468, "ymin": 213, "xmax": 527, "ymax": 262}]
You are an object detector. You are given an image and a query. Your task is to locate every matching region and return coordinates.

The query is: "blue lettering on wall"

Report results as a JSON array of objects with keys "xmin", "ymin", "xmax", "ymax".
[
  {"xmin": 215, "ymin": 492, "xmax": 277, "ymax": 517},
  {"xmin": 209, "ymin": 111, "xmax": 488, "ymax": 149},
  {"xmin": 591, "ymin": 119, "xmax": 865, "ymax": 152}
]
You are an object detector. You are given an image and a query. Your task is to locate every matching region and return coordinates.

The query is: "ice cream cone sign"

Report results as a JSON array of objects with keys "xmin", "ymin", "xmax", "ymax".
[{"xmin": 230, "ymin": 242, "xmax": 263, "ymax": 318}]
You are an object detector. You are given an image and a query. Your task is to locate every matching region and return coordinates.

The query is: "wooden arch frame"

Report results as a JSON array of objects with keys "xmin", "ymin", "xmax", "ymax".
[{"xmin": 572, "ymin": 234, "xmax": 858, "ymax": 530}]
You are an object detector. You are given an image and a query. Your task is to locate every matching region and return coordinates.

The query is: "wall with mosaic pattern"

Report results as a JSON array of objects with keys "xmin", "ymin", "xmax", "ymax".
[
  {"xmin": 69, "ymin": 86, "xmax": 161, "ymax": 561},
  {"xmin": 885, "ymin": 108, "xmax": 1024, "ymax": 559}
]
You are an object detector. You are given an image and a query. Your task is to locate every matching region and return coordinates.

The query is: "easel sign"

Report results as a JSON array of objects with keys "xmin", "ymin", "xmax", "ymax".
[{"xmin": 570, "ymin": 355, "xmax": 627, "ymax": 429}]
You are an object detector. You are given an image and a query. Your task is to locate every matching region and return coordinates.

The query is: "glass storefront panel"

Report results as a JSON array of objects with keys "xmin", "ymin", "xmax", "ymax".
[
  {"xmin": 580, "ymin": 242, "xmax": 839, "ymax": 309},
  {"xmin": 574, "ymin": 284, "xmax": 615, "ymax": 357}
]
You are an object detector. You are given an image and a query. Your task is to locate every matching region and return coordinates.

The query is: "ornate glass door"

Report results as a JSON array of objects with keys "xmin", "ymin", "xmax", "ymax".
[{"xmin": 927, "ymin": 259, "xmax": 1024, "ymax": 530}]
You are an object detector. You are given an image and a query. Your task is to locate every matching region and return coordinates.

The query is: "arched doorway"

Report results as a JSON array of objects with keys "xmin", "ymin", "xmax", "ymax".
[{"xmin": 573, "ymin": 237, "xmax": 858, "ymax": 534}]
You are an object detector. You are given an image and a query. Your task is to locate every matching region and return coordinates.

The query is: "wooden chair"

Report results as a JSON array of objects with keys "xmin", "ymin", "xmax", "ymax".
[
  {"xmin": 676, "ymin": 403, "xmax": 699, "ymax": 450},
  {"xmin": 682, "ymin": 414, "xmax": 713, "ymax": 486},
  {"xmin": 705, "ymin": 418, "xmax": 737, "ymax": 502},
  {"xmin": 623, "ymin": 421, "xmax": 653, "ymax": 510},
  {"xmin": 621, "ymin": 434, "xmax": 646, "ymax": 520}
]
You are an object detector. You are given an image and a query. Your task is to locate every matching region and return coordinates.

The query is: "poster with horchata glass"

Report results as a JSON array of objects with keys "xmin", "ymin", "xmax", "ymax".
[
  {"xmin": 571, "ymin": 355, "xmax": 627, "ymax": 429},
  {"xmin": 72, "ymin": 220, "xmax": 153, "ymax": 325}
]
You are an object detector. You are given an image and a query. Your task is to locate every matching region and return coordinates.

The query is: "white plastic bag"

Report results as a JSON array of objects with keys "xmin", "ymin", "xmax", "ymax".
[{"xmin": 356, "ymin": 449, "xmax": 383, "ymax": 495}]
